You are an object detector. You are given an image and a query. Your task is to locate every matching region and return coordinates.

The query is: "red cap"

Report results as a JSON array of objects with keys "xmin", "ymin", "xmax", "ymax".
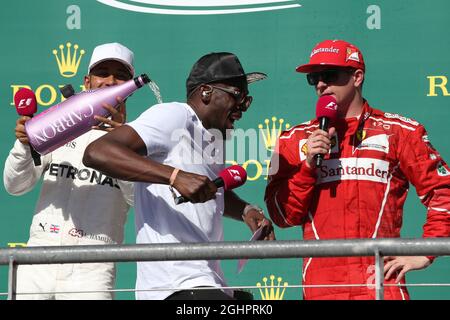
[
  {"xmin": 296, "ymin": 39, "xmax": 365, "ymax": 73},
  {"xmin": 219, "ymin": 165, "xmax": 247, "ymax": 191}
]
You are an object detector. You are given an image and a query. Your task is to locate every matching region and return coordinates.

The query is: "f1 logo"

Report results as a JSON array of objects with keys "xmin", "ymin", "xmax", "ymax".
[
  {"xmin": 325, "ymin": 101, "xmax": 337, "ymax": 111},
  {"xmin": 229, "ymin": 169, "xmax": 242, "ymax": 182},
  {"xmin": 18, "ymin": 98, "xmax": 32, "ymax": 108}
]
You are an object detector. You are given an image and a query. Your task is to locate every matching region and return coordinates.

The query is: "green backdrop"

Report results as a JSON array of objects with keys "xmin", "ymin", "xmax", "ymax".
[{"xmin": 0, "ymin": 0, "xmax": 449, "ymax": 300}]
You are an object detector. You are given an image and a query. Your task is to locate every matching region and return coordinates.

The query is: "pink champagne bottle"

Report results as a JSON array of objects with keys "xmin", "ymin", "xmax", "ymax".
[{"xmin": 25, "ymin": 74, "xmax": 150, "ymax": 155}]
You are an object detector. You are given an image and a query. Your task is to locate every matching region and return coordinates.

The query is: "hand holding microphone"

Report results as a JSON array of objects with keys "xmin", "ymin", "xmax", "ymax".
[
  {"xmin": 307, "ymin": 95, "xmax": 338, "ymax": 168},
  {"xmin": 173, "ymin": 165, "xmax": 247, "ymax": 205},
  {"xmin": 13, "ymin": 88, "xmax": 41, "ymax": 166}
]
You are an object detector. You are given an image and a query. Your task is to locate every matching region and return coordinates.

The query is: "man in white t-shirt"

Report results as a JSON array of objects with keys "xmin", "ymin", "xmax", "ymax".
[{"xmin": 83, "ymin": 52, "xmax": 275, "ymax": 300}]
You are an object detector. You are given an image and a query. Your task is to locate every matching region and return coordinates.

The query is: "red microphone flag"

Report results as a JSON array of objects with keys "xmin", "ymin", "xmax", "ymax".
[
  {"xmin": 316, "ymin": 95, "xmax": 338, "ymax": 121},
  {"xmin": 219, "ymin": 165, "xmax": 247, "ymax": 191},
  {"xmin": 14, "ymin": 88, "xmax": 37, "ymax": 116}
]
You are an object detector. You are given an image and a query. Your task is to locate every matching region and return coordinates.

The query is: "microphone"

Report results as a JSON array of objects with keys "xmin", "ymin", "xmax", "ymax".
[
  {"xmin": 175, "ymin": 165, "xmax": 248, "ymax": 205},
  {"xmin": 315, "ymin": 95, "xmax": 338, "ymax": 167},
  {"xmin": 14, "ymin": 88, "xmax": 37, "ymax": 116},
  {"xmin": 13, "ymin": 88, "xmax": 41, "ymax": 166}
]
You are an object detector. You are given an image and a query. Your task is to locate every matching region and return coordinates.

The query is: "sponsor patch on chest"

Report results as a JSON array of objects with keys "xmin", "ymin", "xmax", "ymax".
[
  {"xmin": 317, "ymin": 158, "xmax": 390, "ymax": 184},
  {"xmin": 354, "ymin": 132, "xmax": 390, "ymax": 154}
]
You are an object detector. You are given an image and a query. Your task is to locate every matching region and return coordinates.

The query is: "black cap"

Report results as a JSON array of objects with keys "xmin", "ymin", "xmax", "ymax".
[{"xmin": 186, "ymin": 52, "xmax": 267, "ymax": 97}]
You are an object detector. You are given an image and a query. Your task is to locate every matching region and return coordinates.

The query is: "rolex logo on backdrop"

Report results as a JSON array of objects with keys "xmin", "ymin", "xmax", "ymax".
[
  {"xmin": 226, "ymin": 116, "xmax": 291, "ymax": 181},
  {"xmin": 427, "ymin": 75, "xmax": 450, "ymax": 96},
  {"xmin": 52, "ymin": 42, "xmax": 85, "ymax": 78},
  {"xmin": 259, "ymin": 117, "xmax": 291, "ymax": 152},
  {"xmin": 96, "ymin": 0, "xmax": 302, "ymax": 15},
  {"xmin": 256, "ymin": 275, "xmax": 288, "ymax": 300},
  {"xmin": 10, "ymin": 42, "xmax": 87, "ymax": 107}
]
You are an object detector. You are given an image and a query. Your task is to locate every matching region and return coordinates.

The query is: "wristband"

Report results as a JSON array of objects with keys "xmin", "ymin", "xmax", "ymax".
[{"xmin": 169, "ymin": 168, "xmax": 180, "ymax": 186}]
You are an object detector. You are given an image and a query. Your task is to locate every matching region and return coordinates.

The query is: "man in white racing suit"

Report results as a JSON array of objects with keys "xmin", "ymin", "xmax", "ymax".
[{"xmin": 3, "ymin": 43, "xmax": 135, "ymax": 299}]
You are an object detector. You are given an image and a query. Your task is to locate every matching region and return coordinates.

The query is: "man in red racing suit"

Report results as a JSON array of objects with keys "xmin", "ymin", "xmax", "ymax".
[{"xmin": 265, "ymin": 39, "xmax": 450, "ymax": 300}]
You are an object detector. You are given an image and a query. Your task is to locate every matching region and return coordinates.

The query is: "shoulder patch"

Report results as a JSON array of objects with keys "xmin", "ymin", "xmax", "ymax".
[
  {"xmin": 437, "ymin": 161, "xmax": 450, "ymax": 176},
  {"xmin": 384, "ymin": 112, "xmax": 419, "ymax": 126},
  {"xmin": 279, "ymin": 120, "xmax": 315, "ymax": 138}
]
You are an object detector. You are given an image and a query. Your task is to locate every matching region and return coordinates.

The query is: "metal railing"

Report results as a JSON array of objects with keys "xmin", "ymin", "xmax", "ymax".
[{"xmin": 1, "ymin": 238, "xmax": 450, "ymax": 300}]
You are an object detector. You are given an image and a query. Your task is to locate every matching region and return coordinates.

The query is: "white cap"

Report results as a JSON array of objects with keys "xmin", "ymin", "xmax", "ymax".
[{"xmin": 88, "ymin": 42, "xmax": 135, "ymax": 77}]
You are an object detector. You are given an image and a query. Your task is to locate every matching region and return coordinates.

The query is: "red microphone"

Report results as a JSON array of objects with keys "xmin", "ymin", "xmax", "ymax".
[
  {"xmin": 13, "ymin": 88, "xmax": 41, "ymax": 166},
  {"xmin": 215, "ymin": 164, "xmax": 247, "ymax": 190},
  {"xmin": 14, "ymin": 88, "xmax": 37, "ymax": 116},
  {"xmin": 175, "ymin": 165, "xmax": 247, "ymax": 205},
  {"xmin": 315, "ymin": 95, "xmax": 338, "ymax": 167}
]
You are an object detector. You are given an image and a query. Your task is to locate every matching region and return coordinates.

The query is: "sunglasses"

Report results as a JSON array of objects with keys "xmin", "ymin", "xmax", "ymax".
[
  {"xmin": 209, "ymin": 85, "xmax": 253, "ymax": 111},
  {"xmin": 306, "ymin": 68, "xmax": 354, "ymax": 86}
]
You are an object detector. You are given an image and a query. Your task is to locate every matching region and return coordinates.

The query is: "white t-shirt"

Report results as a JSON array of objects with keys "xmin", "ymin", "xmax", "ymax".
[{"xmin": 127, "ymin": 102, "xmax": 230, "ymax": 300}]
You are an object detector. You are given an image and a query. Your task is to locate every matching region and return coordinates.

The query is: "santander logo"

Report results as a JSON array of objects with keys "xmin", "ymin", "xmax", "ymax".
[
  {"xmin": 317, "ymin": 158, "xmax": 390, "ymax": 184},
  {"xmin": 96, "ymin": 0, "xmax": 302, "ymax": 15}
]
